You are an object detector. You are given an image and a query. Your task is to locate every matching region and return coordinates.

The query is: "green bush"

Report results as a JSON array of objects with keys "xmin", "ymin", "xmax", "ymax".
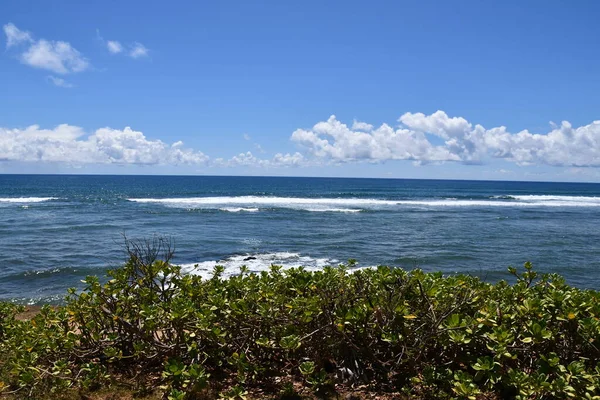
[{"xmin": 2, "ymin": 252, "xmax": 600, "ymax": 399}]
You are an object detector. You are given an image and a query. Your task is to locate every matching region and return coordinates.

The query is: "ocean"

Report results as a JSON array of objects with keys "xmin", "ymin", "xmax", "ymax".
[{"xmin": 1, "ymin": 174, "xmax": 600, "ymax": 304}]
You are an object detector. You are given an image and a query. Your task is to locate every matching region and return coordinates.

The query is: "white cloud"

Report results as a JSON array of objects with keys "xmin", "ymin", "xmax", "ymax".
[
  {"xmin": 47, "ymin": 75, "xmax": 73, "ymax": 88},
  {"xmin": 96, "ymin": 30, "xmax": 148, "ymax": 59},
  {"xmin": 481, "ymin": 120, "xmax": 600, "ymax": 167},
  {"xmin": 271, "ymin": 152, "xmax": 305, "ymax": 167},
  {"xmin": 0, "ymin": 124, "xmax": 208, "ymax": 166},
  {"xmin": 226, "ymin": 151, "xmax": 269, "ymax": 167},
  {"xmin": 243, "ymin": 133, "xmax": 251, "ymax": 141},
  {"xmin": 291, "ymin": 111, "xmax": 600, "ymax": 168},
  {"xmin": 292, "ymin": 115, "xmax": 458, "ymax": 164},
  {"xmin": 217, "ymin": 151, "xmax": 306, "ymax": 168},
  {"xmin": 3, "ymin": 23, "xmax": 89, "ymax": 74},
  {"xmin": 5, "ymin": 111, "xmax": 600, "ymax": 172},
  {"xmin": 129, "ymin": 42, "xmax": 149, "ymax": 59},
  {"xmin": 3, "ymin": 23, "xmax": 32, "ymax": 48},
  {"xmin": 20, "ymin": 39, "xmax": 89, "ymax": 74},
  {"xmin": 0, "ymin": 122, "xmax": 303, "ymax": 170},
  {"xmin": 399, "ymin": 111, "xmax": 471, "ymax": 139},
  {"xmin": 107, "ymin": 40, "xmax": 123, "ymax": 54},
  {"xmin": 351, "ymin": 120, "xmax": 374, "ymax": 131}
]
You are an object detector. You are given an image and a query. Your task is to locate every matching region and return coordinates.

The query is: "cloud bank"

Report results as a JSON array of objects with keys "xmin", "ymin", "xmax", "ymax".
[
  {"xmin": 0, "ymin": 125, "xmax": 208, "ymax": 166},
  {"xmin": 292, "ymin": 111, "xmax": 600, "ymax": 168},
  {"xmin": 217, "ymin": 151, "xmax": 305, "ymax": 168},
  {"xmin": 2, "ymin": 111, "xmax": 600, "ymax": 171},
  {"xmin": 0, "ymin": 125, "xmax": 301, "ymax": 168}
]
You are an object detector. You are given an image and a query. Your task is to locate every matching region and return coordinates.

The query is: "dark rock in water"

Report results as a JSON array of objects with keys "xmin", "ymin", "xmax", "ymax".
[{"xmin": 243, "ymin": 256, "xmax": 257, "ymax": 261}]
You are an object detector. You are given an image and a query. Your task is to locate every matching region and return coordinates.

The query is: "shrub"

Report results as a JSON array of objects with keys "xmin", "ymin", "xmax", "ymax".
[{"xmin": 1, "ymin": 252, "xmax": 600, "ymax": 399}]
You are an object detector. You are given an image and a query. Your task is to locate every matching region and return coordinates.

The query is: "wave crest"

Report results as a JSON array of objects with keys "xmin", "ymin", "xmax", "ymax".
[
  {"xmin": 128, "ymin": 194, "xmax": 600, "ymax": 210},
  {"xmin": 0, "ymin": 197, "xmax": 56, "ymax": 203},
  {"xmin": 179, "ymin": 252, "xmax": 340, "ymax": 279}
]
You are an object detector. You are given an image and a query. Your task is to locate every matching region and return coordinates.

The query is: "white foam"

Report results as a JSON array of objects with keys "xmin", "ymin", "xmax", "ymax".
[
  {"xmin": 179, "ymin": 252, "xmax": 340, "ymax": 280},
  {"xmin": 513, "ymin": 195, "xmax": 600, "ymax": 203},
  {"xmin": 129, "ymin": 196, "xmax": 396, "ymax": 206},
  {"xmin": 306, "ymin": 208, "xmax": 362, "ymax": 213},
  {"xmin": 0, "ymin": 197, "xmax": 56, "ymax": 203},
  {"xmin": 128, "ymin": 196, "xmax": 390, "ymax": 212},
  {"xmin": 128, "ymin": 195, "xmax": 600, "ymax": 210},
  {"xmin": 392, "ymin": 199, "xmax": 600, "ymax": 207},
  {"xmin": 397, "ymin": 195, "xmax": 600, "ymax": 207}
]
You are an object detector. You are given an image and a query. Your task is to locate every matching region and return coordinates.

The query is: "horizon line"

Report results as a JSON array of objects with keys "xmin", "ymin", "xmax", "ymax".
[{"xmin": 0, "ymin": 173, "xmax": 598, "ymax": 185}]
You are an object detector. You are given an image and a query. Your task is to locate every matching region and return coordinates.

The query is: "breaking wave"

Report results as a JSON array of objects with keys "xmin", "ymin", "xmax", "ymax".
[
  {"xmin": 128, "ymin": 195, "xmax": 600, "ymax": 210},
  {"xmin": 219, "ymin": 207, "xmax": 260, "ymax": 213},
  {"xmin": 0, "ymin": 197, "xmax": 56, "ymax": 203},
  {"xmin": 179, "ymin": 252, "xmax": 341, "ymax": 280},
  {"xmin": 128, "ymin": 196, "xmax": 378, "ymax": 212}
]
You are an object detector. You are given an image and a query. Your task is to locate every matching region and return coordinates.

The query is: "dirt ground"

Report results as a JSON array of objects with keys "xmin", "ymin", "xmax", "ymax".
[{"xmin": 14, "ymin": 305, "xmax": 45, "ymax": 320}]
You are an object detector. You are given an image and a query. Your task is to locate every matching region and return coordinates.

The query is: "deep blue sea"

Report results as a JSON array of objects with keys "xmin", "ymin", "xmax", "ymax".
[{"xmin": 2, "ymin": 175, "xmax": 600, "ymax": 304}]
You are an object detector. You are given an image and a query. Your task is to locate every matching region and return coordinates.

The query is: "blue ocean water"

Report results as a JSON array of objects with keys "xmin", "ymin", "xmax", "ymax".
[{"xmin": 1, "ymin": 174, "xmax": 600, "ymax": 304}]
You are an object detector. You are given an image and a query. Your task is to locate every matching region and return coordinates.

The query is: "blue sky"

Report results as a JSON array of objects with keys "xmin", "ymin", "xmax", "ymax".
[{"xmin": 2, "ymin": 0, "xmax": 600, "ymax": 181}]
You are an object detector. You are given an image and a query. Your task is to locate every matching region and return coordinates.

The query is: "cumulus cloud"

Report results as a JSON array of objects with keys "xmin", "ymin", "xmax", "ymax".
[
  {"xmin": 271, "ymin": 152, "xmax": 306, "ymax": 167},
  {"xmin": 291, "ymin": 111, "xmax": 600, "ymax": 168},
  {"xmin": 107, "ymin": 40, "xmax": 123, "ymax": 54},
  {"xmin": 129, "ymin": 42, "xmax": 149, "ymax": 59},
  {"xmin": 5, "ymin": 111, "xmax": 600, "ymax": 171},
  {"xmin": 291, "ymin": 115, "xmax": 458, "ymax": 164},
  {"xmin": 217, "ymin": 151, "xmax": 306, "ymax": 168},
  {"xmin": 351, "ymin": 120, "xmax": 374, "ymax": 131},
  {"xmin": 47, "ymin": 75, "xmax": 73, "ymax": 88},
  {"xmin": 0, "ymin": 122, "xmax": 303, "ymax": 170},
  {"xmin": 226, "ymin": 151, "xmax": 269, "ymax": 167},
  {"xmin": 3, "ymin": 23, "xmax": 89, "ymax": 74},
  {"xmin": 0, "ymin": 124, "xmax": 208, "ymax": 166}
]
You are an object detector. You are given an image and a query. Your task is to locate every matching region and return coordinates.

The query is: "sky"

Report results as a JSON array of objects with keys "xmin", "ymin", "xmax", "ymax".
[{"xmin": 2, "ymin": 0, "xmax": 600, "ymax": 181}]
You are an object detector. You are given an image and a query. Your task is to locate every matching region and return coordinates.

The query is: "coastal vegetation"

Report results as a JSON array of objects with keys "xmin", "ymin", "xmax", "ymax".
[{"xmin": 2, "ymin": 240, "xmax": 600, "ymax": 399}]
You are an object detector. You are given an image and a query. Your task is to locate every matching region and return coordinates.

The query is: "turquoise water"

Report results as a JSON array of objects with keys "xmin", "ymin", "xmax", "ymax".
[{"xmin": 2, "ymin": 175, "xmax": 600, "ymax": 303}]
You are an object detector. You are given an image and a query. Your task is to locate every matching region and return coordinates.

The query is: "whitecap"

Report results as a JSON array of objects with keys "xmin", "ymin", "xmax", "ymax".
[
  {"xmin": 179, "ymin": 252, "xmax": 341, "ymax": 280},
  {"xmin": 393, "ymin": 199, "xmax": 600, "ymax": 207},
  {"xmin": 128, "ymin": 196, "xmax": 394, "ymax": 206},
  {"xmin": 128, "ymin": 194, "xmax": 600, "ymax": 209},
  {"xmin": 0, "ymin": 197, "xmax": 56, "ymax": 203},
  {"xmin": 305, "ymin": 208, "xmax": 361, "ymax": 213},
  {"xmin": 219, "ymin": 207, "xmax": 260, "ymax": 213}
]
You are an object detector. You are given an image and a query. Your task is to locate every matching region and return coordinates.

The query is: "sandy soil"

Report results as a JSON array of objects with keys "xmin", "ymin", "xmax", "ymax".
[{"xmin": 14, "ymin": 305, "xmax": 47, "ymax": 320}]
